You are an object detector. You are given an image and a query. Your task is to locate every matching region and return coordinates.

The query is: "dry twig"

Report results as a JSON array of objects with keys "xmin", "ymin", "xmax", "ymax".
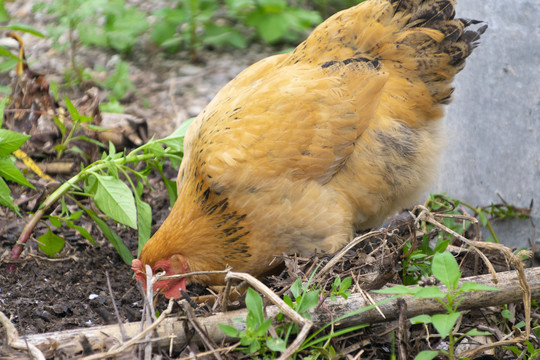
[{"xmin": 0, "ymin": 311, "xmax": 46, "ymax": 360}]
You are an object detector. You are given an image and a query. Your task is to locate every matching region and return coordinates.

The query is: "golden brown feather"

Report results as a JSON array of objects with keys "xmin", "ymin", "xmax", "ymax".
[{"xmin": 132, "ymin": 0, "xmax": 486, "ymax": 298}]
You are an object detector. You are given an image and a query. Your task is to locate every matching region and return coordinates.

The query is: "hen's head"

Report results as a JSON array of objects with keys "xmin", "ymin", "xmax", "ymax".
[{"xmin": 132, "ymin": 254, "xmax": 189, "ymax": 299}]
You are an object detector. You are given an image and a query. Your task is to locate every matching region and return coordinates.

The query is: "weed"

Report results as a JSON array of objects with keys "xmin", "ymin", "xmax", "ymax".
[
  {"xmin": 376, "ymin": 252, "xmax": 499, "ymax": 360},
  {"xmin": 10, "ymin": 119, "xmax": 193, "ymax": 264},
  {"xmin": 0, "ymin": 98, "xmax": 36, "ymax": 216}
]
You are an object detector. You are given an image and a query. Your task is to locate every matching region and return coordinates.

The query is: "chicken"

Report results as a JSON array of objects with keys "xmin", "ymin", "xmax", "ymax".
[{"xmin": 132, "ymin": 0, "xmax": 486, "ymax": 299}]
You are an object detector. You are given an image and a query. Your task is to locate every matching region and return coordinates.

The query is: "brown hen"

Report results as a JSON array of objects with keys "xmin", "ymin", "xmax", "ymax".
[{"xmin": 132, "ymin": 0, "xmax": 486, "ymax": 298}]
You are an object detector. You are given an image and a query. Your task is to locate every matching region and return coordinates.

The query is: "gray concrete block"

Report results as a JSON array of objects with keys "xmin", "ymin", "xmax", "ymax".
[{"xmin": 433, "ymin": 0, "xmax": 539, "ymax": 248}]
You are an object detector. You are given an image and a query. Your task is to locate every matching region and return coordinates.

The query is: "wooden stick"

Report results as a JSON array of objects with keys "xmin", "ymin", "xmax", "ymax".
[{"xmin": 23, "ymin": 267, "xmax": 539, "ymax": 358}]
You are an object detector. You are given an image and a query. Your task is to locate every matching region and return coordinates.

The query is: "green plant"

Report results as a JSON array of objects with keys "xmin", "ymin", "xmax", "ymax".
[
  {"xmin": 219, "ymin": 287, "xmax": 288, "ymax": 356},
  {"xmin": 329, "ymin": 276, "xmax": 352, "ymax": 301},
  {"xmin": 52, "ymin": 96, "xmax": 105, "ymax": 159},
  {"xmin": 0, "ymin": 99, "xmax": 36, "ymax": 216},
  {"xmin": 218, "ymin": 272, "xmax": 377, "ymax": 359},
  {"xmin": 376, "ymin": 252, "xmax": 499, "ymax": 360},
  {"xmin": 8, "ymin": 118, "xmax": 192, "ymax": 265},
  {"xmin": 151, "ymin": 0, "xmax": 321, "ymax": 59},
  {"xmin": 34, "ymin": 0, "xmax": 148, "ymax": 85},
  {"xmin": 504, "ymin": 340, "xmax": 540, "ymax": 359},
  {"xmin": 151, "ymin": 0, "xmax": 247, "ymax": 59},
  {"xmin": 93, "ymin": 59, "xmax": 135, "ymax": 101},
  {"xmin": 402, "ymin": 194, "xmax": 468, "ymax": 285}
]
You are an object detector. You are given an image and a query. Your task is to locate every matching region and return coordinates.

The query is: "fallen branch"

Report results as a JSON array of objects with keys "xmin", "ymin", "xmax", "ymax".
[{"xmin": 22, "ymin": 267, "xmax": 539, "ymax": 358}]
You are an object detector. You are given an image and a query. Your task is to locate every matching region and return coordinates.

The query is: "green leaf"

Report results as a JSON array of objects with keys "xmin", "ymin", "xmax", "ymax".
[
  {"xmin": 0, "ymin": 3, "xmax": 8, "ymax": 22},
  {"xmin": 218, "ymin": 323, "xmax": 239, "ymax": 337},
  {"xmin": 255, "ymin": 318, "xmax": 272, "ymax": 336},
  {"xmin": 92, "ymin": 174, "xmax": 137, "ymax": 229},
  {"xmin": 245, "ymin": 288, "xmax": 264, "ymax": 325},
  {"xmin": 459, "ymin": 282, "xmax": 499, "ymax": 293},
  {"xmin": 373, "ymin": 285, "xmax": 416, "ymax": 295},
  {"xmin": 465, "ymin": 329, "xmax": 492, "ymax": 336},
  {"xmin": 246, "ymin": 11, "xmax": 289, "ymax": 43},
  {"xmin": 432, "ymin": 252, "xmax": 461, "ymax": 289},
  {"xmin": 414, "ymin": 350, "xmax": 439, "ymax": 360},
  {"xmin": 0, "ymin": 157, "xmax": 35, "ymax": 188},
  {"xmin": 159, "ymin": 118, "xmax": 194, "ymax": 148},
  {"xmin": 0, "ymin": 177, "xmax": 21, "ymax": 216},
  {"xmin": 340, "ymin": 276, "xmax": 352, "ymax": 292},
  {"xmin": 297, "ymin": 288, "xmax": 319, "ymax": 314},
  {"xmin": 501, "ymin": 309, "xmax": 514, "ymax": 319},
  {"xmin": 135, "ymin": 194, "xmax": 152, "ymax": 256},
  {"xmin": 266, "ymin": 337, "xmax": 286, "ymax": 352},
  {"xmin": 71, "ymin": 224, "xmax": 97, "ymax": 245},
  {"xmin": 410, "ymin": 314, "xmax": 432, "ymax": 324},
  {"xmin": 0, "ymin": 46, "xmax": 23, "ymax": 62},
  {"xmin": 431, "ymin": 312, "xmax": 461, "ymax": 338},
  {"xmin": 290, "ymin": 277, "xmax": 303, "ymax": 299},
  {"xmin": 1, "ymin": 23, "xmax": 46, "ymax": 38},
  {"xmin": 49, "ymin": 216, "xmax": 62, "ymax": 227},
  {"xmin": 478, "ymin": 210, "xmax": 488, "ymax": 226},
  {"xmin": 37, "ymin": 230, "xmax": 66, "ymax": 257},
  {"xmin": 414, "ymin": 286, "xmax": 446, "ymax": 299},
  {"xmin": 0, "ymin": 95, "xmax": 6, "ymax": 127},
  {"xmin": 0, "ymin": 129, "xmax": 31, "ymax": 156},
  {"xmin": 64, "ymin": 96, "xmax": 81, "ymax": 122},
  {"xmin": 83, "ymin": 206, "xmax": 133, "ymax": 264}
]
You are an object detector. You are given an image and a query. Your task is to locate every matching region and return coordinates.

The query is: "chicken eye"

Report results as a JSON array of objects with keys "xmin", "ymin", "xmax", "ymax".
[{"xmin": 154, "ymin": 267, "xmax": 165, "ymax": 274}]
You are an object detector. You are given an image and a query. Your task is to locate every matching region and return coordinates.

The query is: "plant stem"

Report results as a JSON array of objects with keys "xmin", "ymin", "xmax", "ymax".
[{"xmin": 459, "ymin": 200, "xmax": 500, "ymax": 243}]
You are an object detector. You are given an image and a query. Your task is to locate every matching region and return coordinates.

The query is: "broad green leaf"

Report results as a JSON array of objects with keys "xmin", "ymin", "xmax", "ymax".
[
  {"xmin": 136, "ymin": 195, "xmax": 152, "ymax": 256},
  {"xmin": 0, "ymin": 177, "xmax": 21, "ymax": 216},
  {"xmin": 414, "ymin": 350, "xmax": 439, "ymax": 360},
  {"xmin": 410, "ymin": 314, "xmax": 432, "ymax": 324},
  {"xmin": 247, "ymin": 11, "xmax": 289, "ymax": 43},
  {"xmin": 266, "ymin": 337, "xmax": 286, "ymax": 352},
  {"xmin": 0, "ymin": 157, "xmax": 35, "ymax": 188},
  {"xmin": 431, "ymin": 312, "xmax": 460, "ymax": 338},
  {"xmin": 37, "ymin": 230, "xmax": 65, "ymax": 257},
  {"xmin": 432, "ymin": 252, "xmax": 460, "ymax": 289},
  {"xmin": 92, "ymin": 174, "xmax": 137, "ymax": 229},
  {"xmin": 0, "ymin": 129, "xmax": 30, "ymax": 156},
  {"xmin": 49, "ymin": 216, "xmax": 62, "ymax": 227},
  {"xmin": 501, "ymin": 309, "xmax": 514, "ymax": 319},
  {"xmin": 1, "ymin": 23, "xmax": 46, "ymax": 37},
  {"xmin": 459, "ymin": 282, "xmax": 499, "ymax": 293},
  {"xmin": 414, "ymin": 286, "xmax": 446, "ymax": 299},
  {"xmin": 218, "ymin": 324, "xmax": 239, "ymax": 337},
  {"xmin": 297, "ymin": 288, "xmax": 319, "ymax": 315},
  {"xmin": 245, "ymin": 288, "xmax": 264, "ymax": 325},
  {"xmin": 159, "ymin": 118, "xmax": 194, "ymax": 148},
  {"xmin": 84, "ymin": 206, "xmax": 133, "ymax": 264},
  {"xmin": 340, "ymin": 276, "xmax": 352, "ymax": 292}
]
